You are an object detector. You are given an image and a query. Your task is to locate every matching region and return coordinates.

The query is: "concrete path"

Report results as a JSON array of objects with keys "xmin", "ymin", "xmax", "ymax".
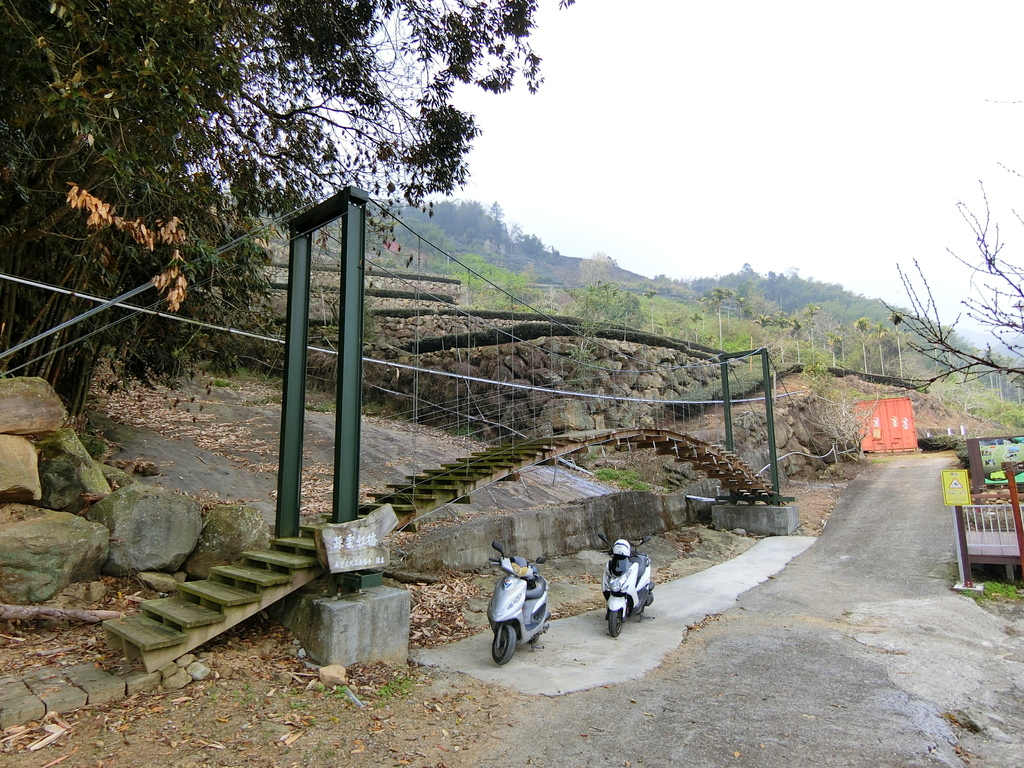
[
  {"xmin": 452, "ymin": 453, "xmax": 1024, "ymax": 768},
  {"xmin": 413, "ymin": 535, "xmax": 815, "ymax": 695}
]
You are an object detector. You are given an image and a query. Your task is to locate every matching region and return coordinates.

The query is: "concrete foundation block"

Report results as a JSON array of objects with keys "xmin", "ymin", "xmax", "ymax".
[
  {"xmin": 712, "ymin": 504, "xmax": 800, "ymax": 537},
  {"xmin": 23, "ymin": 668, "xmax": 88, "ymax": 714},
  {"xmin": 63, "ymin": 664, "xmax": 126, "ymax": 705},
  {"xmin": 277, "ymin": 586, "xmax": 411, "ymax": 667},
  {"xmin": 124, "ymin": 670, "xmax": 162, "ymax": 696},
  {"xmin": 0, "ymin": 677, "xmax": 46, "ymax": 728}
]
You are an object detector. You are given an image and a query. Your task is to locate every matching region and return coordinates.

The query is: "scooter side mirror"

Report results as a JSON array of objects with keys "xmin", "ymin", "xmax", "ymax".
[
  {"xmin": 639, "ymin": 536, "xmax": 652, "ymax": 544},
  {"xmin": 536, "ymin": 556, "xmax": 547, "ymax": 564},
  {"xmin": 597, "ymin": 532, "xmax": 609, "ymax": 544},
  {"xmin": 491, "ymin": 540, "xmax": 505, "ymax": 555}
]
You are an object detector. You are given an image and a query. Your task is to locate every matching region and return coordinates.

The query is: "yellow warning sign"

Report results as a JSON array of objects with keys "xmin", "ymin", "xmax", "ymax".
[{"xmin": 941, "ymin": 469, "xmax": 972, "ymax": 506}]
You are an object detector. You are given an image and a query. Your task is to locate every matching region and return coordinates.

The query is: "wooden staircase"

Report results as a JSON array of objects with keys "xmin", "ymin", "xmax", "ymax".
[
  {"xmin": 608, "ymin": 429, "xmax": 776, "ymax": 501},
  {"xmin": 359, "ymin": 428, "xmax": 777, "ymax": 529},
  {"xmin": 360, "ymin": 437, "xmax": 563, "ymax": 527},
  {"xmin": 104, "ymin": 528, "xmax": 324, "ymax": 672}
]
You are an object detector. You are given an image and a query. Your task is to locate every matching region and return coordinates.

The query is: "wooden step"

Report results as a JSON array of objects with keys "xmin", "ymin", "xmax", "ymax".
[
  {"xmin": 210, "ymin": 564, "xmax": 294, "ymax": 588},
  {"xmin": 377, "ymin": 486, "xmax": 441, "ymax": 497},
  {"xmin": 272, "ymin": 536, "xmax": 318, "ymax": 552},
  {"xmin": 177, "ymin": 580, "xmax": 261, "ymax": 607},
  {"xmin": 404, "ymin": 481, "xmax": 465, "ymax": 491},
  {"xmin": 142, "ymin": 597, "xmax": 224, "ymax": 629},
  {"xmin": 105, "ymin": 615, "xmax": 188, "ymax": 651},
  {"xmin": 243, "ymin": 550, "xmax": 319, "ymax": 571}
]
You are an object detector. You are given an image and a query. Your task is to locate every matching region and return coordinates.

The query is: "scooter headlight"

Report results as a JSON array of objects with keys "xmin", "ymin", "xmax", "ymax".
[{"xmin": 608, "ymin": 575, "xmax": 629, "ymax": 592}]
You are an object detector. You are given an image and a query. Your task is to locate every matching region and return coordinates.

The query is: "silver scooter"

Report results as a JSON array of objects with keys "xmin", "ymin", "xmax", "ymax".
[{"xmin": 487, "ymin": 540, "xmax": 551, "ymax": 665}]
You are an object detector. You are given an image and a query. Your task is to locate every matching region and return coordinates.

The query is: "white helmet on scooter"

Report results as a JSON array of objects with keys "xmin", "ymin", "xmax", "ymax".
[{"xmin": 612, "ymin": 539, "xmax": 631, "ymax": 557}]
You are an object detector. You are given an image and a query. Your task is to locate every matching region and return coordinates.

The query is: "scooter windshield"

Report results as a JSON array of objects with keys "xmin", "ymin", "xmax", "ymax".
[{"xmin": 609, "ymin": 555, "xmax": 632, "ymax": 577}]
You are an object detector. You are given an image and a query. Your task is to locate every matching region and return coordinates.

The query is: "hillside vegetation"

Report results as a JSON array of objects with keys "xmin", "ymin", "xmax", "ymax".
[{"xmin": 369, "ymin": 200, "xmax": 1024, "ymax": 431}]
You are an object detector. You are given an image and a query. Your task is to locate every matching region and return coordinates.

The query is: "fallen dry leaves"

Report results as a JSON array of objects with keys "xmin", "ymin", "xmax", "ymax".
[{"xmin": 407, "ymin": 573, "xmax": 485, "ymax": 648}]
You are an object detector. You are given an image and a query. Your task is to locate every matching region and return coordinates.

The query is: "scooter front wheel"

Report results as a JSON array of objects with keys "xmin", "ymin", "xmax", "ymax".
[
  {"xmin": 492, "ymin": 623, "xmax": 517, "ymax": 665},
  {"xmin": 608, "ymin": 609, "xmax": 623, "ymax": 638}
]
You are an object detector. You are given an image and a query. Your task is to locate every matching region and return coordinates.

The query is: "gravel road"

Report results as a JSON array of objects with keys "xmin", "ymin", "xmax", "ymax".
[{"xmin": 466, "ymin": 453, "xmax": 1024, "ymax": 768}]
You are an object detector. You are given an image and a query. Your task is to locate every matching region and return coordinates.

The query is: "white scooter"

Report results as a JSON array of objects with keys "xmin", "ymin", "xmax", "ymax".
[
  {"xmin": 487, "ymin": 540, "xmax": 551, "ymax": 665},
  {"xmin": 597, "ymin": 532, "xmax": 654, "ymax": 637}
]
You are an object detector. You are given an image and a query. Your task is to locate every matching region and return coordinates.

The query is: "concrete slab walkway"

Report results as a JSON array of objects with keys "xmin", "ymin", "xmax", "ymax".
[{"xmin": 413, "ymin": 535, "xmax": 816, "ymax": 696}]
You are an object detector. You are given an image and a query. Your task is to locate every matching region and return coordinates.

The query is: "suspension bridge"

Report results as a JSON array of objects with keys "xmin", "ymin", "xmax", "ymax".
[{"xmin": 1, "ymin": 187, "xmax": 792, "ymax": 671}]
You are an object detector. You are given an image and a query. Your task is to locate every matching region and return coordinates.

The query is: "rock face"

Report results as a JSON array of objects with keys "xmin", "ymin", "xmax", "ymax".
[
  {"xmin": 0, "ymin": 434, "xmax": 42, "ymax": 503},
  {"xmin": 182, "ymin": 503, "xmax": 270, "ymax": 579},
  {"xmin": 36, "ymin": 428, "xmax": 111, "ymax": 513},
  {"xmin": 86, "ymin": 485, "xmax": 202, "ymax": 575},
  {"xmin": 0, "ymin": 377, "xmax": 67, "ymax": 435},
  {"xmin": 0, "ymin": 505, "xmax": 109, "ymax": 604}
]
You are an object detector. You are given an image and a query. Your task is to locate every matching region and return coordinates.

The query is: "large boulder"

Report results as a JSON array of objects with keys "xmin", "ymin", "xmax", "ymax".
[
  {"xmin": 0, "ymin": 435, "xmax": 42, "ymax": 503},
  {"xmin": 182, "ymin": 504, "xmax": 271, "ymax": 579},
  {"xmin": 0, "ymin": 504, "xmax": 109, "ymax": 604},
  {"xmin": 0, "ymin": 377, "xmax": 67, "ymax": 435},
  {"xmin": 98, "ymin": 463, "xmax": 136, "ymax": 491},
  {"xmin": 86, "ymin": 485, "xmax": 202, "ymax": 575},
  {"xmin": 36, "ymin": 428, "xmax": 111, "ymax": 513}
]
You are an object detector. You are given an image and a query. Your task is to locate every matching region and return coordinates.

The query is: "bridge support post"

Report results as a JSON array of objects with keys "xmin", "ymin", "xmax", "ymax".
[
  {"xmin": 278, "ymin": 187, "xmax": 377, "ymax": 589},
  {"xmin": 718, "ymin": 348, "xmax": 790, "ymax": 506},
  {"xmin": 332, "ymin": 188, "xmax": 370, "ymax": 527},
  {"xmin": 277, "ymin": 207, "xmax": 315, "ymax": 538}
]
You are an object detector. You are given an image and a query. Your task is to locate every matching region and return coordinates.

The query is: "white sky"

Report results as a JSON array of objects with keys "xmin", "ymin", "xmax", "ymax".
[{"xmin": 450, "ymin": 0, "xmax": 1024, "ymax": 331}]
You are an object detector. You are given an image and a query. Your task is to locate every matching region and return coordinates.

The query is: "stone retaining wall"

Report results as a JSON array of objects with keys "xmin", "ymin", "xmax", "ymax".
[
  {"xmin": 364, "ymin": 335, "xmax": 725, "ymax": 436},
  {"xmin": 393, "ymin": 485, "xmax": 718, "ymax": 573}
]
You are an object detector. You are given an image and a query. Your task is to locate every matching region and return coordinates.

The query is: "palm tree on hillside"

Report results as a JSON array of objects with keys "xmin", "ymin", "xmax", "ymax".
[
  {"xmin": 787, "ymin": 316, "xmax": 803, "ymax": 363},
  {"xmin": 853, "ymin": 317, "xmax": 871, "ymax": 372},
  {"xmin": 705, "ymin": 287, "xmax": 734, "ymax": 349},
  {"xmin": 890, "ymin": 311, "xmax": 905, "ymax": 378},
  {"xmin": 803, "ymin": 304, "xmax": 821, "ymax": 354},
  {"xmin": 872, "ymin": 322, "xmax": 888, "ymax": 376},
  {"xmin": 644, "ymin": 288, "xmax": 658, "ymax": 334},
  {"xmin": 688, "ymin": 311, "xmax": 702, "ymax": 343},
  {"xmin": 826, "ymin": 331, "xmax": 843, "ymax": 366},
  {"xmin": 754, "ymin": 313, "xmax": 775, "ymax": 348}
]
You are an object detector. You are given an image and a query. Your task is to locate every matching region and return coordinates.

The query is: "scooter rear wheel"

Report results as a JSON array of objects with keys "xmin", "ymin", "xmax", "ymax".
[
  {"xmin": 608, "ymin": 609, "xmax": 623, "ymax": 638},
  {"xmin": 492, "ymin": 623, "xmax": 517, "ymax": 665}
]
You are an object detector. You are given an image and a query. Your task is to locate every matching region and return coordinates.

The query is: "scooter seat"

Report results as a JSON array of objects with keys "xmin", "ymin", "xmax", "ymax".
[{"xmin": 525, "ymin": 574, "xmax": 547, "ymax": 600}]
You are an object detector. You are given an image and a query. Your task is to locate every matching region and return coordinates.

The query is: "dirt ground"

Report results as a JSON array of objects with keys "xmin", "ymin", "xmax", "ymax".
[{"xmin": 1, "ymin": 379, "xmax": 859, "ymax": 768}]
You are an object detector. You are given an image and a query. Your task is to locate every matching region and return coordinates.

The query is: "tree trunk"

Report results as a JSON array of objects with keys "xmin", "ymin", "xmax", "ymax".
[{"xmin": 0, "ymin": 605, "xmax": 122, "ymax": 623}]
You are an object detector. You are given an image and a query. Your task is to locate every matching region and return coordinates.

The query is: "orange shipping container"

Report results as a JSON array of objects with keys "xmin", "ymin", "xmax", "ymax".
[{"xmin": 857, "ymin": 397, "xmax": 918, "ymax": 453}]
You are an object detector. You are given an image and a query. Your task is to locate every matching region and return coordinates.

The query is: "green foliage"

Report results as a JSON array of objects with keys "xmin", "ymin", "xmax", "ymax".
[
  {"xmin": 970, "ymin": 580, "xmax": 1024, "ymax": 602},
  {"xmin": 691, "ymin": 270, "xmax": 895, "ymax": 328},
  {"xmin": 803, "ymin": 362, "xmax": 837, "ymax": 395},
  {"xmin": 0, "ymin": 1, "xmax": 559, "ymax": 411},
  {"xmin": 977, "ymin": 396, "xmax": 1024, "ymax": 430},
  {"xmin": 568, "ymin": 283, "xmax": 641, "ymax": 328},
  {"xmin": 916, "ymin": 434, "xmax": 966, "ymax": 454},
  {"xmin": 375, "ymin": 673, "xmax": 415, "ymax": 706},
  {"xmin": 593, "ymin": 467, "xmax": 650, "ymax": 491}
]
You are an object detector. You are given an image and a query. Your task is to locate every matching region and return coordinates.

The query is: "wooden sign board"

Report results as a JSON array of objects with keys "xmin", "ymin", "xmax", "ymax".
[{"xmin": 315, "ymin": 505, "xmax": 399, "ymax": 574}]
